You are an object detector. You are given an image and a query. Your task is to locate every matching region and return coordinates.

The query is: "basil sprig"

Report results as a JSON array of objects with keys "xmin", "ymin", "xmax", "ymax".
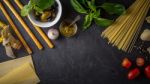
[
  {"xmin": 71, "ymin": 0, "xmax": 87, "ymax": 14},
  {"xmin": 21, "ymin": 0, "xmax": 55, "ymax": 16},
  {"xmin": 71, "ymin": 0, "xmax": 126, "ymax": 30}
]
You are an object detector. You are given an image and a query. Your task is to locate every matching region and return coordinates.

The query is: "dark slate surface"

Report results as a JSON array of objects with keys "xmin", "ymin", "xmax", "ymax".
[{"xmin": 0, "ymin": 0, "xmax": 150, "ymax": 84}]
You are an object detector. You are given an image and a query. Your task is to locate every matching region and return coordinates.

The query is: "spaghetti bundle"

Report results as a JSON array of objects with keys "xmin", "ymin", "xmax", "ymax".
[{"xmin": 101, "ymin": 0, "xmax": 150, "ymax": 52}]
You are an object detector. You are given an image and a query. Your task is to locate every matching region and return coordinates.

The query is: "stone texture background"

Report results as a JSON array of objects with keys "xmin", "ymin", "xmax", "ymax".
[{"xmin": 0, "ymin": 0, "xmax": 150, "ymax": 84}]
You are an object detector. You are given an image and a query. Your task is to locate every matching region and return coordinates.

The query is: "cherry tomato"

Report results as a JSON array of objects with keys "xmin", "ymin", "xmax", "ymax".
[
  {"xmin": 136, "ymin": 57, "xmax": 145, "ymax": 67},
  {"xmin": 145, "ymin": 65, "xmax": 150, "ymax": 79},
  {"xmin": 122, "ymin": 58, "xmax": 132, "ymax": 69},
  {"xmin": 128, "ymin": 68, "xmax": 140, "ymax": 80}
]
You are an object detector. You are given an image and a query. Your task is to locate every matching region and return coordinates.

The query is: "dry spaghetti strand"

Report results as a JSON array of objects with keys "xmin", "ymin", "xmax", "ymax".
[{"xmin": 101, "ymin": 0, "xmax": 150, "ymax": 52}]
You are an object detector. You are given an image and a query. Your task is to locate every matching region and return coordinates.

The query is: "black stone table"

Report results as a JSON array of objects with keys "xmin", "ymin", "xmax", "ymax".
[{"xmin": 0, "ymin": 0, "xmax": 150, "ymax": 84}]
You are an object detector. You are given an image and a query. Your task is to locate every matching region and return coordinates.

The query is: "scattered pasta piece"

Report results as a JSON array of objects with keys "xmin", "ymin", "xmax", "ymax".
[{"xmin": 146, "ymin": 16, "xmax": 150, "ymax": 23}]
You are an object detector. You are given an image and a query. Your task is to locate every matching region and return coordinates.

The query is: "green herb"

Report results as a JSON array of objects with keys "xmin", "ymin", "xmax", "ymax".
[
  {"xmin": 87, "ymin": 1, "xmax": 96, "ymax": 12},
  {"xmin": 21, "ymin": 0, "xmax": 55, "ymax": 16},
  {"xmin": 33, "ymin": 0, "xmax": 55, "ymax": 10},
  {"xmin": 21, "ymin": 1, "xmax": 33, "ymax": 16},
  {"xmin": 94, "ymin": 18, "xmax": 113, "ymax": 27},
  {"xmin": 101, "ymin": 3, "xmax": 126, "ymax": 15},
  {"xmin": 93, "ymin": 9, "xmax": 100, "ymax": 18},
  {"xmin": 78, "ymin": 0, "xmax": 86, "ymax": 6},
  {"xmin": 83, "ymin": 13, "xmax": 93, "ymax": 30},
  {"xmin": 71, "ymin": 0, "xmax": 87, "ymax": 14},
  {"xmin": 70, "ymin": 0, "xmax": 125, "ymax": 30}
]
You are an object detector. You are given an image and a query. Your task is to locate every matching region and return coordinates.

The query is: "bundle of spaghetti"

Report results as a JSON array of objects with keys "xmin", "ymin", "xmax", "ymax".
[{"xmin": 101, "ymin": 0, "xmax": 150, "ymax": 52}]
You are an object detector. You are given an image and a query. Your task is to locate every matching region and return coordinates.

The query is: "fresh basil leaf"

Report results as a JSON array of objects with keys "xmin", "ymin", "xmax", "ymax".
[
  {"xmin": 34, "ymin": 6, "xmax": 43, "ymax": 13},
  {"xmin": 87, "ymin": 1, "xmax": 96, "ymax": 11},
  {"xmin": 71, "ymin": 0, "xmax": 87, "ymax": 14},
  {"xmin": 94, "ymin": 18, "xmax": 113, "ymax": 27},
  {"xmin": 78, "ymin": 0, "xmax": 86, "ymax": 5},
  {"xmin": 83, "ymin": 13, "xmax": 93, "ymax": 30},
  {"xmin": 34, "ymin": 0, "xmax": 55, "ymax": 10},
  {"xmin": 101, "ymin": 3, "xmax": 125, "ymax": 15},
  {"xmin": 29, "ymin": 0, "xmax": 35, "ymax": 5},
  {"xmin": 21, "ymin": 1, "xmax": 33, "ymax": 16},
  {"xmin": 93, "ymin": 9, "xmax": 100, "ymax": 18}
]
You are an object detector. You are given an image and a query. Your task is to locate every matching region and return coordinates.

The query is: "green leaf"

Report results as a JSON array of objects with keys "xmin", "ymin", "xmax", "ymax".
[
  {"xmin": 71, "ymin": 0, "xmax": 87, "ymax": 14},
  {"xmin": 78, "ymin": 0, "xmax": 86, "ymax": 5},
  {"xmin": 21, "ymin": 1, "xmax": 33, "ymax": 16},
  {"xmin": 83, "ymin": 13, "xmax": 93, "ymax": 30},
  {"xmin": 93, "ymin": 9, "xmax": 100, "ymax": 18},
  {"xmin": 94, "ymin": 18, "xmax": 113, "ymax": 27},
  {"xmin": 29, "ymin": 0, "xmax": 35, "ymax": 5},
  {"xmin": 33, "ymin": 6, "xmax": 43, "ymax": 13},
  {"xmin": 87, "ymin": 1, "xmax": 96, "ymax": 11},
  {"xmin": 21, "ymin": 0, "xmax": 55, "ymax": 16},
  {"xmin": 101, "ymin": 3, "xmax": 125, "ymax": 15},
  {"xmin": 34, "ymin": 0, "xmax": 55, "ymax": 10}
]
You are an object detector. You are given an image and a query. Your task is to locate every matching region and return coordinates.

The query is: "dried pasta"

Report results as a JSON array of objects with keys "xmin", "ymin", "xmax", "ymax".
[{"xmin": 101, "ymin": 0, "xmax": 150, "ymax": 52}]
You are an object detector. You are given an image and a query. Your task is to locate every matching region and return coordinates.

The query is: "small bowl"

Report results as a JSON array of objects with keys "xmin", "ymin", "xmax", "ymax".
[
  {"xmin": 28, "ymin": 0, "xmax": 62, "ymax": 28},
  {"xmin": 59, "ymin": 20, "xmax": 78, "ymax": 38}
]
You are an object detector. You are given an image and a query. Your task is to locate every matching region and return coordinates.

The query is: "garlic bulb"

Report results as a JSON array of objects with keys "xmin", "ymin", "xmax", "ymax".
[
  {"xmin": 47, "ymin": 28, "xmax": 59, "ymax": 40},
  {"xmin": 140, "ymin": 29, "xmax": 150, "ymax": 41},
  {"xmin": 146, "ymin": 16, "xmax": 150, "ymax": 23}
]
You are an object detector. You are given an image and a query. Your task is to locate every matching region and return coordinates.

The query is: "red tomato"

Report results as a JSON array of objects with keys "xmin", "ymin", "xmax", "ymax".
[
  {"xmin": 128, "ymin": 68, "xmax": 140, "ymax": 80},
  {"xmin": 136, "ymin": 57, "xmax": 145, "ymax": 67},
  {"xmin": 145, "ymin": 65, "xmax": 150, "ymax": 79},
  {"xmin": 122, "ymin": 58, "xmax": 132, "ymax": 69}
]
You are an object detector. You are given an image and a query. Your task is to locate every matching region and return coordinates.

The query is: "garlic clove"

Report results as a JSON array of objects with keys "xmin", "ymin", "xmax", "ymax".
[
  {"xmin": 47, "ymin": 28, "xmax": 59, "ymax": 40},
  {"xmin": 146, "ymin": 16, "xmax": 150, "ymax": 23},
  {"xmin": 140, "ymin": 29, "xmax": 150, "ymax": 41}
]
